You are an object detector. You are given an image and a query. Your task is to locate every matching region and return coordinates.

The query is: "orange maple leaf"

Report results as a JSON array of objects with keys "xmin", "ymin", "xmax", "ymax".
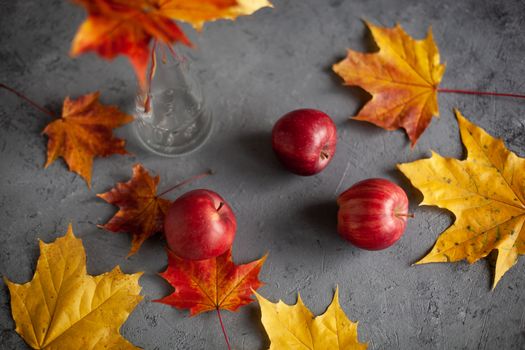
[
  {"xmin": 333, "ymin": 22, "xmax": 446, "ymax": 146},
  {"xmin": 98, "ymin": 163, "xmax": 172, "ymax": 256},
  {"xmin": 159, "ymin": 0, "xmax": 274, "ymax": 30},
  {"xmin": 71, "ymin": 0, "xmax": 191, "ymax": 89},
  {"xmin": 156, "ymin": 248, "xmax": 267, "ymax": 316},
  {"xmin": 43, "ymin": 91, "xmax": 133, "ymax": 187},
  {"xmin": 71, "ymin": 0, "xmax": 272, "ymax": 89}
]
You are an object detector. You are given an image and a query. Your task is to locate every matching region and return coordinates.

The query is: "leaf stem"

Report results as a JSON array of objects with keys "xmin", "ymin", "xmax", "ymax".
[
  {"xmin": 437, "ymin": 88, "xmax": 525, "ymax": 99},
  {"xmin": 216, "ymin": 308, "xmax": 232, "ymax": 350},
  {"xmin": 0, "ymin": 83, "xmax": 56, "ymax": 118},
  {"xmin": 144, "ymin": 39, "xmax": 158, "ymax": 113},
  {"xmin": 165, "ymin": 43, "xmax": 186, "ymax": 63},
  {"xmin": 157, "ymin": 169, "xmax": 213, "ymax": 197}
]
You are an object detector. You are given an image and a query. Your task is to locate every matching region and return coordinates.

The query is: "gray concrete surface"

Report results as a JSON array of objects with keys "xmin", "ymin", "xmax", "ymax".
[{"xmin": 1, "ymin": 0, "xmax": 525, "ymax": 349}]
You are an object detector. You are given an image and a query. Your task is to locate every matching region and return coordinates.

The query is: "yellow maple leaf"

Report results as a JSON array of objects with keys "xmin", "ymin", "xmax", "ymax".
[
  {"xmin": 4, "ymin": 225, "xmax": 143, "ymax": 349},
  {"xmin": 159, "ymin": 0, "xmax": 273, "ymax": 30},
  {"xmin": 255, "ymin": 288, "xmax": 367, "ymax": 349},
  {"xmin": 398, "ymin": 110, "xmax": 525, "ymax": 288},
  {"xmin": 333, "ymin": 22, "xmax": 446, "ymax": 146}
]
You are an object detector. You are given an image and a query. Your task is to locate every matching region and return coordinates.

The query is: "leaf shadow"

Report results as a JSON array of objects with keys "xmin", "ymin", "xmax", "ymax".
[
  {"xmin": 322, "ymin": 54, "xmax": 372, "ymax": 116},
  {"xmin": 141, "ymin": 271, "xmax": 174, "ymax": 301},
  {"xmin": 358, "ymin": 21, "xmax": 380, "ymax": 53},
  {"xmin": 322, "ymin": 20, "xmax": 378, "ymax": 110},
  {"xmin": 320, "ymin": 21, "xmax": 397, "ymax": 142},
  {"xmin": 243, "ymin": 303, "xmax": 269, "ymax": 350},
  {"xmin": 385, "ymin": 168, "xmax": 424, "ymax": 209}
]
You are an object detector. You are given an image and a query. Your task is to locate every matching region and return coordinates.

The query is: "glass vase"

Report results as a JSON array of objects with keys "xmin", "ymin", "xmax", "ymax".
[{"xmin": 134, "ymin": 53, "xmax": 212, "ymax": 157}]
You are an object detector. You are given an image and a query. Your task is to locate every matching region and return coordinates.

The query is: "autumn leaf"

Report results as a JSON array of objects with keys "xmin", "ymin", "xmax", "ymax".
[
  {"xmin": 98, "ymin": 163, "xmax": 172, "ymax": 256},
  {"xmin": 71, "ymin": 0, "xmax": 272, "ymax": 88},
  {"xmin": 156, "ymin": 248, "xmax": 266, "ymax": 316},
  {"xmin": 43, "ymin": 92, "xmax": 133, "ymax": 188},
  {"xmin": 4, "ymin": 224, "xmax": 143, "ymax": 350},
  {"xmin": 333, "ymin": 22, "xmax": 445, "ymax": 146},
  {"xmin": 256, "ymin": 288, "xmax": 367, "ymax": 349},
  {"xmin": 398, "ymin": 110, "xmax": 525, "ymax": 288},
  {"xmin": 71, "ymin": 0, "xmax": 191, "ymax": 89},
  {"xmin": 159, "ymin": 0, "xmax": 273, "ymax": 30}
]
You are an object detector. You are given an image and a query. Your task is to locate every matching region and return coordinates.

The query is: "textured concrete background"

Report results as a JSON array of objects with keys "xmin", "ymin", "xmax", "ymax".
[{"xmin": 1, "ymin": 0, "xmax": 525, "ymax": 349}]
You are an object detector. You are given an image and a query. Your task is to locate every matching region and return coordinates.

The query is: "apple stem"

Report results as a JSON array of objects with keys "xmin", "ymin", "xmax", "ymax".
[
  {"xmin": 157, "ymin": 169, "xmax": 213, "ymax": 197},
  {"xmin": 0, "ymin": 83, "xmax": 57, "ymax": 118},
  {"xmin": 437, "ymin": 88, "xmax": 525, "ymax": 99},
  {"xmin": 217, "ymin": 202, "xmax": 224, "ymax": 212},
  {"xmin": 216, "ymin": 308, "xmax": 232, "ymax": 350},
  {"xmin": 320, "ymin": 151, "xmax": 330, "ymax": 160},
  {"xmin": 395, "ymin": 212, "xmax": 415, "ymax": 218}
]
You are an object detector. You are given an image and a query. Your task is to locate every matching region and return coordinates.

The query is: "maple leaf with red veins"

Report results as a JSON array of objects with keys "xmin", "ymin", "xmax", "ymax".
[
  {"xmin": 333, "ymin": 22, "xmax": 445, "ymax": 146},
  {"xmin": 71, "ymin": 0, "xmax": 191, "ymax": 89},
  {"xmin": 156, "ymin": 248, "xmax": 267, "ymax": 316},
  {"xmin": 98, "ymin": 163, "xmax": 172, "ymax": 256}
]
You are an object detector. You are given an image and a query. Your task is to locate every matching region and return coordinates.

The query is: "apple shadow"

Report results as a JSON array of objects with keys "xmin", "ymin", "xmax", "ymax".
[
  {"xmin": 298, "ymin": 200, "xmax": 349, "ymax": 247},
  {"xmin": 295, "ymin": 200, "xmax": 365, "ymax": 260},
  {"xmin": 234, "ymin": 130, "xmax": 296, "ymax": 182},
  {"xmin": 300, "ymin": 200, "xmax": 339, "ymax": 236}
]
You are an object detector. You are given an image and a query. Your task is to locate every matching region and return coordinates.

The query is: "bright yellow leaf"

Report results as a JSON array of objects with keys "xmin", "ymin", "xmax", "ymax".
[
  {"xmin": 256, "ymin": 288, "xmax": 367, "ymax": 349},
  {"xmin": 398, "ymin": 110, "xmax": 525, "ymax": 288},
  {"xmin": 4, "ymin": 225, "xmax": 143, "ymax": 349},
  {"xmin": 159, "ymin": 0, "xmax": 273, "ymax": 30},
  {"xmin": 333, "ymin": 22, "xmax": 445, "ymax": 146}
]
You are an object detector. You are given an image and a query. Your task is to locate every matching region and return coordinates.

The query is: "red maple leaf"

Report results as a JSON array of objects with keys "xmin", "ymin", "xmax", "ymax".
[
  {"xmin": 156, "ymin": 248, "xmax": 267, "ymax": 316},
  {"xmin": 98, "ymin": 163, "xmax": 172, "ymax": 256}
]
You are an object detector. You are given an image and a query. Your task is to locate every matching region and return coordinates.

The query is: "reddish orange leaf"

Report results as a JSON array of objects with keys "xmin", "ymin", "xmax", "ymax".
[
  {"xmin": 333, "ymin": 22, "xmax": 445, "ymax": 146},
  {"xmin": 71, "ymin": 0, "xmax": 191, "ymax": 89},
  {"xmin": 98, "ymin": 163, "xmax": 172, "ymax": 256},
  {"xmin": 156, "ymin": 248, "xmax": 267, "ymax": 316},
  {"xmin": 43, "ymin": 92, "xmax": 133, "ymax": 187}
]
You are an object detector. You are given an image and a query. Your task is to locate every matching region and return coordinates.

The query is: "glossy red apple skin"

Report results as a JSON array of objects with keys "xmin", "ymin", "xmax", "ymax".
[
  {"xmin": 272, "ymin": 109, "xmax": 337, "ymax": 176},
  {"xmin": 164, "ymin": 189, "xmax": 236, "ymax": 260},
  {"xmin": 337, "ymin": 178, "xmax": 409, "ymax": 250}
]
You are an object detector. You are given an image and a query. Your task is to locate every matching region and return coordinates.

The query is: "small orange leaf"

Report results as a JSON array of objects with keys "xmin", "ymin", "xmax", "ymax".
[
  {"xmin": 333, "ymin": 22, "xmax": 446, "ymax": 146},
  {"xmin": 43, "ymin": 92, "xmax": 133, "ymax": 187},
  {"xmin": 98, "ymin": 164, "xmax": 172, "ymax": 256},
  {"xmin": 71, "ymin": 0, "xmax": 191, "ymax": 89},
  {"xmin": 156, "ymin": 248, "xmax": 267, "ymax": 316}
]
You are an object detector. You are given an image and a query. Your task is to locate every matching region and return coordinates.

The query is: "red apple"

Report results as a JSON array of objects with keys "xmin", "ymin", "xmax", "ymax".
[
  {"xmin": 164, "ymin": 189, "xmax": 236, "ymax": 260},
  {"xmin": 272, "ymin": 109, "xmax": 337, "ymax": 176},
  {"xmin": 337, "ymin": 178, "xmax": 410, "ymax": 250}
]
